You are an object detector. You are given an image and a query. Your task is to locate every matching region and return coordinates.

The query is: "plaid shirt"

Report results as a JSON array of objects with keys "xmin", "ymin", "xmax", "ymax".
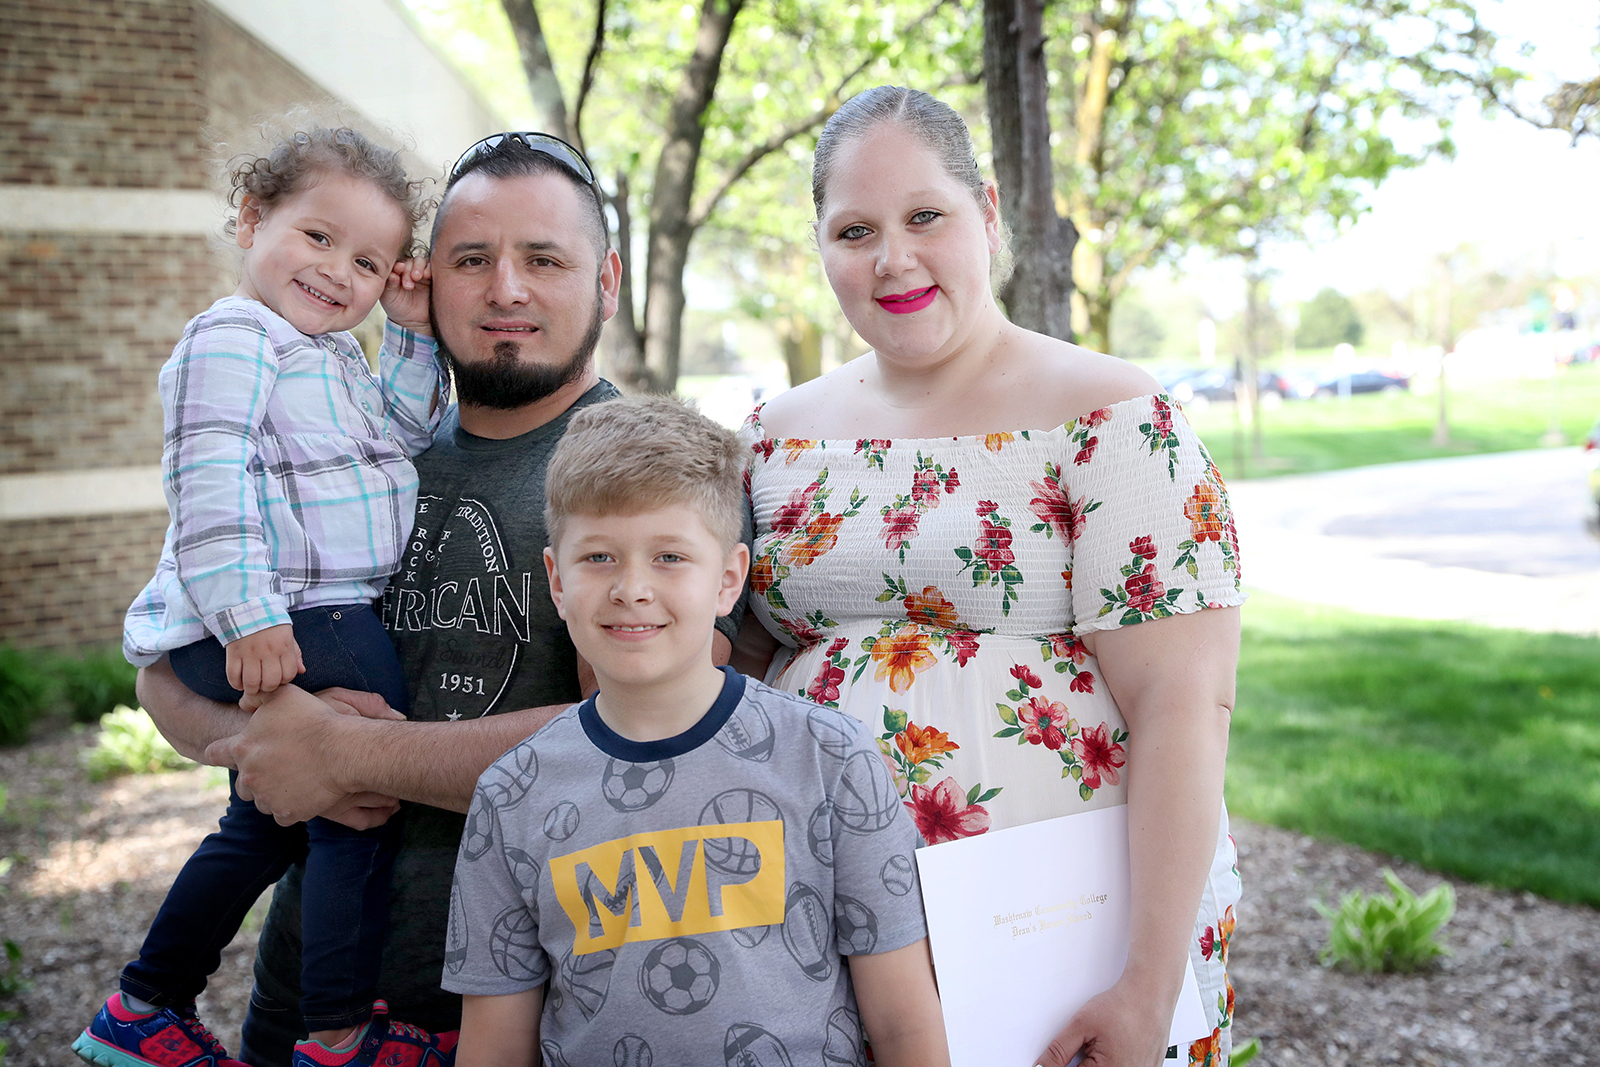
[{"xmin": 124, "ymin": 296, "xmax": 448, "ymax": 666}]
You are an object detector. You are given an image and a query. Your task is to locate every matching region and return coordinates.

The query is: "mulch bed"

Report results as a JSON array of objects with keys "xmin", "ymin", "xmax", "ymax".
[{"xmin": 1, "ymin": 728, "xmax": 1595, "ymax": 1066}]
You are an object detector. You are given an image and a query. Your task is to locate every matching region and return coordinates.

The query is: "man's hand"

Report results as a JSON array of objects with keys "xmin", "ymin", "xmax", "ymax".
[
  {"xmin": 317, "ymin": 686, "xmax": 408, "ymax": 721},
  {"xmin": 381, "ymin": 258, "xmax": 433, "ymax": 335},
  {"xmin": 225, "ymin": 624, "xmax": 304, "ymax": 704},
  {"xmin": 209, "ymin": 684, "xmax": 365, "ymax": 826}
]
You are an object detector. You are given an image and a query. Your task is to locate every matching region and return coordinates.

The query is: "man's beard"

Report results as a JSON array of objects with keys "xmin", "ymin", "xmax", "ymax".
[{"xmin": 434, "ymin": 289, "xmax": 605, "ymax": 410}]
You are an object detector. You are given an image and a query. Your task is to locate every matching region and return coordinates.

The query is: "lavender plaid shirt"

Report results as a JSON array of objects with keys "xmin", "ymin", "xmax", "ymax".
[{"xmin": 124, "ymin": 296, "xmax": 448, "ymax": 666}]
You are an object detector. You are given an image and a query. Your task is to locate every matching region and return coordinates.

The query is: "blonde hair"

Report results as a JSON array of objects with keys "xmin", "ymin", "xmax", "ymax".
[{"xmin": 545, "ymin": 396, "xmax": 745, "ymax": 550}]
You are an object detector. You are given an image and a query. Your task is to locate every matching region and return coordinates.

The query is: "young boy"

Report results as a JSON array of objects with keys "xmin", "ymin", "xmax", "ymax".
[{"xmin": 441, "ymin": 397, "xmax": 949, "ymax": 1067}]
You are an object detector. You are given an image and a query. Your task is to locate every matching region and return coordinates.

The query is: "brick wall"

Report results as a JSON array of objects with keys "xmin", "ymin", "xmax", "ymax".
[
  {"xmin": 0, "ymin": 1, "xmax": 341, "ymax": 649},
  {"xmin": 0, "ymin": 512, "xmax": 169, "ymax": 650},
  {"xmin": 0, "ymin": 0, "xmax": 205, "ymax": 189},
  {"xmin": 202, "ymin": 5, "xmax": 342, "ymax": 151},
  {"xmin": 0, "ymin": 232, "xmax": 224, "ymax": 476}
]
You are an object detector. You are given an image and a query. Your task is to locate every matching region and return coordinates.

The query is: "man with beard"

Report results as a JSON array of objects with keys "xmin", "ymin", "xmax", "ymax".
[{"xmin": 135, "ymin": 134, "xmax": 739, "ymax": 1066}]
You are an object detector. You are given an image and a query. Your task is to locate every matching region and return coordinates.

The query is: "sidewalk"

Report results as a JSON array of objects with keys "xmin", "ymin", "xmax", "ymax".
[{"xmin": 1227, "ymin": 447, "xmax": 1600, "ymax": 636}]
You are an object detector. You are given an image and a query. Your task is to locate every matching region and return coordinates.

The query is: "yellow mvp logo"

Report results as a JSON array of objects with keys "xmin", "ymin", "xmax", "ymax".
[{"xmin": 550, "ymin": 821, "xmax": 785, "ymax": 955}]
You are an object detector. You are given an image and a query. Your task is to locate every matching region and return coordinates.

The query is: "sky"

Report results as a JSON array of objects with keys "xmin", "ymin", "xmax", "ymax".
[{"xmin": 1253, "ymin": 0, "xmax": 1600, "ymax": 309}]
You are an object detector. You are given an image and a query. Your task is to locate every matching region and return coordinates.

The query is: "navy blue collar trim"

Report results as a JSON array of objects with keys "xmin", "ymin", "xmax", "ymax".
[{"xmin": 578, "ymin": 667, "xmax": 747, "ymax": 762}]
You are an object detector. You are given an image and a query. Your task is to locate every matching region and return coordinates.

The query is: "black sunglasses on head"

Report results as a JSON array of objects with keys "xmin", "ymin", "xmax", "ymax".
[{"xmin": 448, "ymin": 132, "xmax": 598, "ymax": 189}]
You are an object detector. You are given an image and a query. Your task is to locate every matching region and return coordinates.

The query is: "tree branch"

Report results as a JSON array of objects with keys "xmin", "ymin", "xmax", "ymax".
[
  {"xmin": 500, "ymin": 0, "xmax": 569, "ymax": 137},
  {"xmin": 687, "ymin": 0, "xmax": 950, "ymax": 229},
  {"xmin": 570, "ymin": 0, "xmax": 608, "ymax": 154}
]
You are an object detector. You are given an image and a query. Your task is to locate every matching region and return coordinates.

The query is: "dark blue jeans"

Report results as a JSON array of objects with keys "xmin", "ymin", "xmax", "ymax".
[{"xmin": 123, "ymin": 604, "xmax": 408, "ymax": 1033}]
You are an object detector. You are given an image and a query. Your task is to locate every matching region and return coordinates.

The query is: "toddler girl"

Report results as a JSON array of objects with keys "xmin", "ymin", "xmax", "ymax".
[{"xmin": 74, "ymin": 126, "xmax": 454, "ymax": 1067}]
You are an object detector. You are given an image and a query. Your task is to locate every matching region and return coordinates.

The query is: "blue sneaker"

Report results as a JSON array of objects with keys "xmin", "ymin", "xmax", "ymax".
[
  {"xmin": 291, "ymin": 1000, "xmax": 457, "ymax": 1067},
  {"xmin": 72, "ymin": 994, "xmax": 248, "ymax": 1067}
]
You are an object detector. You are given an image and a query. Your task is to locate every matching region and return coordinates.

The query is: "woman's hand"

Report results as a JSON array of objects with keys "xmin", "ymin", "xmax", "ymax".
[{"xmin": 1034, "ymin": 976, "xmax": 1175, "ymax": 1067}]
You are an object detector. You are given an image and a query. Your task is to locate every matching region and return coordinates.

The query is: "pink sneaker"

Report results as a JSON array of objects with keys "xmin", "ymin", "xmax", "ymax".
[
  {"xmin": 291, "ymin": 1000, "xmax": 457, "ymax": 1067},
  {"xmin": 72, "ymin": 993, "xmax": 248, "ymax": 1067}
]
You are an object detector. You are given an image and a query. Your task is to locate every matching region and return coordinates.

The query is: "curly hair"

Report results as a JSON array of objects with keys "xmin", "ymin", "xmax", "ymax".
[{"xmin": 225, "ymin": 125, "xmax": 428, "ymax": 255}]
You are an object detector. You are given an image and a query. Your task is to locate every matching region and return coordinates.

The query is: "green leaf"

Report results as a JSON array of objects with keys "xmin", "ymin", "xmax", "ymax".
[
  {"xmin": 966, "ymin": 783, "xmax": 982, "ymax": 805},
  {"xmin": 883, "ymin": 707, "xmax": 908, "ymax": 734},
  {"xmin": 997, "ymin": 703, "xmax": 1019, "ymax": 725},
  {"xmin": 954, "ymin": 546, "xmax": 973, "ymax": 561},
  {"xmin": 1006, "ymin": 688, "xmax": 1024, "ymax": 703},
  {"xmin": 976, "ymin": 787, "xmax": 1002, "ymax": 803},
  {"xmin": 1079, "ymin": 782, "xmax": 1094, "ymax": 802},
  {"xmin": 994, "ymin": 726, "xmax": 1023, "ymax": 739}
]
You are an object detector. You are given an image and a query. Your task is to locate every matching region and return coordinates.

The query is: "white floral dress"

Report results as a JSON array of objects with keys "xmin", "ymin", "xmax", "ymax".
[{"xmin": 740, "ymin": 392, "xmax": 1246, "ymax": 1066}]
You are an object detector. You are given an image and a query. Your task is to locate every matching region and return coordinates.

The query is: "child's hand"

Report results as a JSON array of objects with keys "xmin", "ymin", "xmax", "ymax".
[
  {"xmin": 226, "ymin": 624, "xmax": 304, "ymax": 707},
  {"xmin": 382, "ymin": 257, "xmax": 433, "ymax": 336}
]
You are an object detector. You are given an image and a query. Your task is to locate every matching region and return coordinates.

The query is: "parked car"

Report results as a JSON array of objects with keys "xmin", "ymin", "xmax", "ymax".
[
  {"xmin": 1169, "ymin": 367, "xmax": 1291, "ymax": 406},
  {"xmin": 1305, "ymin": 368, "xmax": 1411, "ymax": 398}
]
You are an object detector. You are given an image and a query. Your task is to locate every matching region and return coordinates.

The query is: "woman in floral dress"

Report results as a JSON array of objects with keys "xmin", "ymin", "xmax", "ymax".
[{"xmin": 734, "ymin": 87, "xmax": 1244, "ymax": 1067}]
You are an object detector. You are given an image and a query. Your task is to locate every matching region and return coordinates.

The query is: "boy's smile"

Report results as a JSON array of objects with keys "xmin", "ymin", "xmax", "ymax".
[{"xmin": 545, "ymin": 505, "xmax": 747, "ymax": 735}]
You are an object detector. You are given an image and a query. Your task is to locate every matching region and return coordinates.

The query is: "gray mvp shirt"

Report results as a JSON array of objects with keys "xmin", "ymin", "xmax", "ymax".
[{"xmin": 443, "ymin": 669, "xmax": 928, "ymax": 1066}]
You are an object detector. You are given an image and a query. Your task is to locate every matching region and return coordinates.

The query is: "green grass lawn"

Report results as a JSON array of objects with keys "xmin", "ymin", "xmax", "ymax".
[
  {"xmin": 1229, "ymin": 592, "xmax": 1600, "ymax": 907},
  {"xmin": 1188, "ymin": 363, "xmax": 1600, "ymax": 481}
]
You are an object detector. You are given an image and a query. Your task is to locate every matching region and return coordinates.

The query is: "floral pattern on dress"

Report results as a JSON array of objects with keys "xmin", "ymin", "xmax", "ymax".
[
  {"xmin": 1139, "ymin": 394, "xmax": 1182, "ymax": 480},
  {"xmin": 873, "ymin": 708, "xmax": 1000, "ymax": 843},
  {"xmin": 1175, "ymin": 457, "xmax": 1241, "ymax": 581},
  {"xmin": 855, "ymin": 438, "xmax": 892, "ymax": 470},
  {"xmin": 1027, "ymin": 461, "xmax": 1101, "ymax": 542},
  {"xmin": 740, "ymin": 393, "xmax": 1244, "ymax": 1061},
  {"xmin": 1099, "ymin": 534, "xmax": 1185, "ymax": 625},
  {"xmin": 750, "ymin": 469, "xmax": 865, "ymax": 614},
  {"xmin": 905, "ymin": 776, "xmax": 994, "ymax": 844},
  {"xmin": 955, "ymin": 500, "xmax": 1025, "ymax": 615},
  {"xmin": 993, "ymin": 664, "xmax": 1127, "ymax": 802},
  {"xmin": 874, "ymin": 577, "xmax": 985, "ymax": 665},
  {"xmin": 1039, "ymin": 631, "xmax": 1095, "ymax": 692},
  {"xmin": 880, "ymin": 451, "xmax": 960, "ymax": 561}
]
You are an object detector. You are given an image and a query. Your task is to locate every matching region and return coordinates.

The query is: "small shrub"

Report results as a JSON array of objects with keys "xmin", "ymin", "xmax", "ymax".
[
  {"xmin": 1316, "ymin": 868, "xmax": 1455, "ymax": 973},
  {"xmin": 0, "ymin": 647, "xmax": 52, "ymax": 747},
  {"xmin": 52, "ymin": 647, "xmax": 137, "ymax": 724},
  {"xmin": 82, "ymin": 706, "xmax": 192, "ymax": 781}
]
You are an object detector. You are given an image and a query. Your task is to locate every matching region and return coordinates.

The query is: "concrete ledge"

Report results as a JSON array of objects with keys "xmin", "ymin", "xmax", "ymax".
[
  {"xmin": 0, "ymin": 467, "xmax": 166, "ymax": 521},
  {"xmin": 0, "ymin": 187, "xmax": 225, "ymax": 236}
]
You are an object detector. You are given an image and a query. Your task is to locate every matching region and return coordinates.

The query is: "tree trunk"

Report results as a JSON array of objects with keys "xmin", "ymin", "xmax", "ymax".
[
  {"xmin": 1242, "ymin": 263, "xmax": 1265, "ymax": 462},
  {"xmin": 500, "ymin": 0, "xmax": 569, "ymax": 138},
  {"xmin": 983, "ymin": 0, "xmax": 1076, "ymax": 339},
  {"xmin": 1431, "ymin": 259, "xmax": 1453, "ymax": 446},
  {"xmin": 781, "ymin": 316, "xmax": 823, "ymax": 387},
  {"xmin": 609, "ymin": 0, "xmax": 744, "ymax": 394}
]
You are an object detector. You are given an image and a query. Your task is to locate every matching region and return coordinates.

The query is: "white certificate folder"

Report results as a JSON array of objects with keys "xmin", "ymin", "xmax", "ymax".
[{"xmin": 914, "ymin": 805, "xmax": 1211, "ymax": 1067}]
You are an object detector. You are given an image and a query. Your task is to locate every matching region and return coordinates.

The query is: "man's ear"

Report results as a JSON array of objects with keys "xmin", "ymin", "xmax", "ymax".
[
  {"xmin": 235, "ymin": 196, "xmax": 264, "ymax": 250},
  {"xmin": 598, "ymin": 248, "xmax": 622, "ymax": 322},
  {"xmin": 717, "ymin": 543, "xmax": 750, "ymax": 615},
  {"xmin": 543, "ymin": 546, "xmax": 566, "ymax": 619}
]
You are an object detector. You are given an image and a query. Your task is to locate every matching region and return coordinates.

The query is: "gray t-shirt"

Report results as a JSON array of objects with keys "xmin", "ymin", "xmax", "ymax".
[
  {"xmin": 253, "ymin": 382, "xmax": 621, "ymax": 1032},
  {"xmin": 444, "ymin": 669, "xmax": 927, "ymax": 1067}
]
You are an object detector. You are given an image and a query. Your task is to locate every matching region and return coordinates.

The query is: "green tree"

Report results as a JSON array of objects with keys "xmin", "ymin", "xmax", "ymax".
[
  {"xmin": 1042, "ymin": 0, "xmax": 1518, "ymax": 354},
  {"xmin": 422, "ymin": 0, "xmax": 968, "ymax": 393},
  {"xmin": 1296, "ymin": 287, "xmax": 1364, "ymax": 349}
]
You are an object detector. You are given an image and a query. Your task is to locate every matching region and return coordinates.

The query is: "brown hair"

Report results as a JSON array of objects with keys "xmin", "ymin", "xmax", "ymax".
[
  {"xmin": 545, "ymin": 396, "xmax": 745, "ymax": 550},
  {"xmin": 226, "ymin": 125, "xmax": 427, "ymax": 256}
]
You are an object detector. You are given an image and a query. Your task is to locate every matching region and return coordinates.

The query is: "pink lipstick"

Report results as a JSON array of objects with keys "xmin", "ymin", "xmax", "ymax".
[{"xmin": 876, "ymin": 285, "xmax": 938, "ymax": 314}]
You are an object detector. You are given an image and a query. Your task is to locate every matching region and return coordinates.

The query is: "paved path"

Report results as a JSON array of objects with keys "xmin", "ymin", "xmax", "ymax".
[{"xmin": 1227, "ymin": 447, "xmax": 1600, "ymax": 635}]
